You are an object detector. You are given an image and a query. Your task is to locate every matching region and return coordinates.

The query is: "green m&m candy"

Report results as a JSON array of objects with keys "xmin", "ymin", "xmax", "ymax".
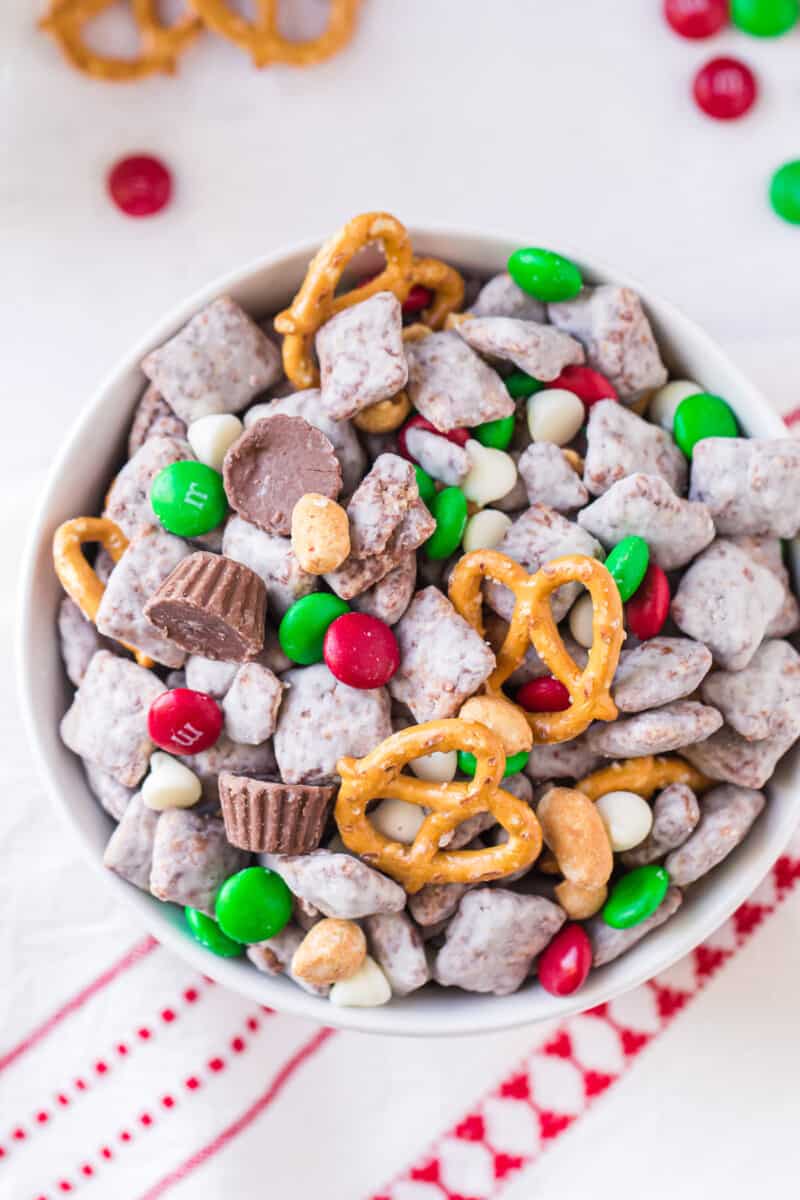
[
  {"xmin": 731, "ymin": 0, "xmax": 798, "ymax": 36},
  {"xmin": 414, "ymin": 464, "xmax": 437, "ymax": 508},
  {"xmin": 770, "ymin": 159, "xmax": 800, "ymax": 225},
  {"xmin": 507, "ymin": 247, "xmax": 583, "ymax": 303},
  {"xmin": 215, "ymin": 866, "xmax": 292, "ymax": 944},
  {"xmin": 150, "ymin": 460, "xmax": 227, "ymax": 537},
  {"xmin": 602, "ymin": 865, "xmax": 670, "ymax": 929},
  {"xmin": 424, "ymin": 486, "xmax": 468, "ymax": 560},
  {"xmin": 279, "ymin": 592, "xmax": 350, "ymax": 665},
  {"xmin": 604, "ymin": 536, "xmax": 650, "ymax": 602},
  {"xmin": 673, "ymin": 392, "xmax": 739, "ymax": 458},
  {"xmin": 473, "ymin": 414, "xmax": 516, "ymax": 451},
  {"xmin": 457, "ymin": 749, "xmax": 530, "ymax": 779},
  {"xmin": 184, "ymin": 906, "xmax": 244, "ymax": 958},
  {"xmin": 505, "ymin": 371, "xmax": 544, "ymax": 400}
]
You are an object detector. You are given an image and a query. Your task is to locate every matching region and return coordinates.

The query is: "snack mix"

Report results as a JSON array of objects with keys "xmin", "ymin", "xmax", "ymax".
[{"xmin": 54, "ymin": 211, "xmax": 800, "ymax": 1007}]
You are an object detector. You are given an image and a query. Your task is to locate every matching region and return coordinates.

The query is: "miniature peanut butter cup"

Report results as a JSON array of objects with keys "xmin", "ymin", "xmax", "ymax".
[
  {"xmin": 219, "ymin": 774, "xmax": 335, "ymax": 853},
  {"xmin": 223, "ymin": 414, "xmax": 342, "ymax": 536},
  {"xmin": 144, "ymin": 551, "xmax": 266, "ymax": 661}
]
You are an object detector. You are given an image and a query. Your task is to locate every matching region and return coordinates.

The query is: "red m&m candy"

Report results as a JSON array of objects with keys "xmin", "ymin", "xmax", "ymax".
[
  {"xmin": 323, "ymin": 612, "xmax": 400, "ymax": 689},
  {"xmin": 547, "ymin": 365, "xmax": 618, "ymax": 409},
  {"xmin": 516, "ymin": 676, "xmax": 571, "ymax": 713},
  {"xmin": 626, "ymin": 564, "xmax": 671, "ymax": 640},
  {"xmin": 538, "ymin": 925, "xmax": 592, "ymax": 997},
  {"xmin": 402, "ymin": 284, "xmax": 433, "ymax": 316},
  {"xmin": 148, "ymin": 688, "xmax": 223, "ymax": 754},
  {"xmin": 664, "ymin": 0, "xmax": 729, "ymax": 38},
  {"xmin": 108, "ymin": 154, "xmax": 172, "ymax": 218},
  {"xmin": 397, "ymin": 414, "xmax": 469, "ymax": 462},
  {"xmin": 693, "ymin": 56, "xmax": 757, "ymax": 120}
]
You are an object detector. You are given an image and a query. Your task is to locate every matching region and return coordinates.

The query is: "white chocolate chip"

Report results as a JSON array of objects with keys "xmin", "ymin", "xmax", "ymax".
[
  {"xmin": 648, "ymin": 380, "xmax": 702, "ymax": 432},
  {"xmin": 461, "ymin": 440, "xmax": 518, "ymax": 507},
  {"xmin": 409, "ymin": 749, "xmax": 458, "ymax": 783},
  {"xmin": 187, "ymin": 414, "xmax": 244, "ymax": 471},
  {"xmin": 371, "ymin": 798, "xmax": 426, "ymax": 844},
  {"xmin": 595, "ymin": 790, "xmax": 654, "ymax": 852},
  {"xmin": 463, "ymin": 509, "xmax": 512, "ymax": 552},
  {"xmin": 329, "ymin": 955, "xmax": 392, "ymax": 1007},
  {"xmin": 526, "ymin": 389, "xmax": 584, "ymax": 446},
  {"xmin": 142, "ymin": 755, "xmax": 202, "ymax": 811},
  {"xmin": 568, "ymin": 591, "xmax": 595, "ymax": 648}
]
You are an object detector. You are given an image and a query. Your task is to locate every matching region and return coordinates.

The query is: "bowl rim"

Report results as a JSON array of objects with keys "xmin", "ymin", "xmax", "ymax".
[{"xmin": 17, "ymin": 222, "xmax": 799, "ymax": 1037}]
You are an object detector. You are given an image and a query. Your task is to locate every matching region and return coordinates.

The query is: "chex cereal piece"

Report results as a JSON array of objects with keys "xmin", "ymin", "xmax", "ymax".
[
  {"xmin": 484, "ymin": 504, "xmax": 603, "ymax": 622},
  {"xmin": 690, "ymin": 438, "xmax": 800, "ymax": 538},
  {"xmin": 222, "ymin": 662, "xmax": 284, "ymax": 744},
  {"xmin": 583, "ymin": 401, "xmax": 687, "ymax": 497},
  {"xmin": 612, "ymin": 637, "xmax": 713, "ymax": 714},
  {"xmin": 622, "ymin": 783, "xmax": 701, "ymax": 868},
  {"xmin": 184, "ymin": 655, "xmax": 238, "ymax": 698},
  {"xmin": 671, "ymin": 539, "xmax": 784, "ymax": 671},
  {"xmin": 103, "ymin": 793, "xmax": 159, "ymax": 890},
  {"xmin": 701, "ymin": 640, "xmax": 800, "ymax": 741},
  {"xmin": 524, "ymin": 734, "xmax": 603, "ymax": 781},
  {"xmin": 345, "ymin": 453, "xmax": 418, "ymax": 559},
  {"xmin": 246, "ymin": 389, "xmax": 366, "ymax": 497},
  {"xmin": 517, "ymin": 442, "xmax": 589, "ymax": 512},
  {"xmin": 104, "ymin": 435, "xmax": 191, "ymax": 540},
  {"xmin": 408, "ymin": 879, "xmax": 469, "ymax": 927},
  {"xmin": 325, "ymin": 499, "xmax": 435, "ymax": 600},
  {"xmin": 578, "ymin": 473, "xmax": 714, "ymax": 570},
  {"xmin": 388, "ymin": 587, "xmax": 496, "ymax": 722},
  {"xmin": 471, "ymin": 272, "xmax": 547, "ymax": 322},
  {"xmin": 585, "ymin": 701, "xmax": 723, "ymax": 758},
  {"xmin": 266, "ymin": 849, "xmax": 406, "ymax": 918},
  {"xmin": 350, "ymin": 553, "xmax": 416, "ymax": 626},
  {"xmin": 142, "ymin": 297, "xmax": 281, "ymax": 423},
  {"xmin": 149, "ymin": 809, "xmax": 247, "ymax": 915},
  {"xmin": 364, "ymin": 912, "xmax": 431, "ymax": 996},
  {"xmin": 247, "ymin": 926, "xmax": 329, "ymax": 997},
  {"xmin": 404, "ymin": 426, "xmax": 470, "ymax": 486},
  {"xmin": 548, "ymin": 285, "xmax": 668, "ymax": 398},
  {"xmin": 587, "ymin": 886, "xmax": 682, "ymax": 966},
  {"xmin": 96, "ymin": 527, "xmax": 191, "ymax": 668},
  {"xmin": 58, "ymin": 595, "xmax": 106, "ymax": 687},
  {"xmin": 316, "ymin": 292, "xmax": 408, "ymax": 420},
  {"xmin": 433, "ymin": 888, "xmax": 566, "ymax": 995},
  {"xmin": 85, "ymin": 761, "xmax": 134, "ymax": 821},
  {"xmin": 405, "ymin": 331, "xmax": 514, "ymax": 432},
  {"xmin": 223, "ymin": 515, "xmax": 317, "ymax": 617},
  {"xmin": 682, "ymin": 722, "xmax": 800, "ymax": 789},
  {"xmin": 456, "ymin": 316, "xmax": 585, "ymax": 380},
  {"xmin": 730, "ymin": 536, "xmax": 800, "ymax": 638},
  {"xmin": 665, "ymin": 785, "xmax": 766, "ymax": 885},
  {"xmin": 273, "ymin": 663, "xmax": 392, "ymax": 783},
  {"xmin": 128, "ymin": 384, "xmax": 187, "ymax": 458},
  {"xmin": 60, "ymin": 650, "xmax": 165, "ymax": 786}
]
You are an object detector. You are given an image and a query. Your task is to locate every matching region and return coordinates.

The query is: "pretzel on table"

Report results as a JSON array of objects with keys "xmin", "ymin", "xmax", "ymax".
[
  {"xmin": 576, "ymin": 756, "xmax": 712, "ymax": 802},
  {"xmin": 53, "ymin": 516, "xmax": 154, "ymax": 668},
  {"xmin": 448, "ymin": 549, "xmax": 624, "ymax": 744},
  {"xmin": 335, "ymin": 718, "xmax": 542, "ymax": 893},
  {"xmin": 187, "ymin": 0, "xmax": 361, "ymax": 68}
]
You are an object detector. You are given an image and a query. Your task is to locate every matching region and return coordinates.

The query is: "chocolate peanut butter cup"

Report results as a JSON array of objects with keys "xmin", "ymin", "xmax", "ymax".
[{"xmin": 219, "ymin": 774, "xmax": 335, "ymax": 853}]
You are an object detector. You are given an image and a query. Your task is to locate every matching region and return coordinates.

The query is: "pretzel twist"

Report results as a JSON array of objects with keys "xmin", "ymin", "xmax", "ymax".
[
  {"xmin": 576, "ymin": 756, "xmax": 712, "ymax": 802},
  {"xmin": 39, "ymin": 0, "xmax": 202, "ymax": 82},
  {"xmin": 187, "ymin": 0, "xmax": 360, "ymax": 68},
  {"xmin": 335, "ymin": 719, "xmax": 542, "ymax": 893},
  {"xmin": 448, "ymin": 550, "xmax": 624, "ymax": 744},
  {"xmin": 53, "ymin": 517, "xmax": 153, "ymax": 668}
]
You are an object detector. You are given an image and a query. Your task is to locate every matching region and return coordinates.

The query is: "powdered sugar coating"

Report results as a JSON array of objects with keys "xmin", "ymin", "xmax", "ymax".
[
  {"xmin": 405, "ymin": 331, "xmax": 514, "ymax": 433},
  {"xmin": 517, "ymin": 443, "xmax": 589, "ymax": 513},
  {"xmin": 664, "ymin": 785, "xmax": 766, "ymax": 886},
  {"xmin": 96, "ymin": 528, "xmax": 190, "ymax": 668},
  {"xmin": 456, "ymin": 316, "xmax": 585, "ymax": 381},
  {"xmin": 222, "ymin": 662, "xmax": 284, "ymax": 745},
  {"xmin": 365, "ymin": 912, "xmax": 431, "ymax": 996},
  {"xmin": 690, "ymin": 438, "xmax": 800, "ymax": 539},
  {"xmin": 612, "ymin": 638, "xmax": 713, "ymax": 714},
  {"xmin": 149, "ymin": 809, "xmax": 247, "ymax": 915},
  {"xmin": 583, "ymin": 402, "xmax": 687, "ymax": 498},
  {"xmin": 578, "ymin": 473, "xmax": 714, "ymax": 570},
  {"xmin": 267, "ymin": 849, "xmax": 406, "ymax": 919},
  {"xmin": 316, "ymin": 292, "xmax": 408, "ymax": 420},
  {"xmin": 585, "ymin": 701, "xmax": 722, "ymax": 758}
]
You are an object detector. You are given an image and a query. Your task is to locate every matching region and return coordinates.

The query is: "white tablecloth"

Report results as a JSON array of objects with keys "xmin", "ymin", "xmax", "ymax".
[{"xmin": 3, "ymin": 3, "xmax": 800, "ymax": 1197}]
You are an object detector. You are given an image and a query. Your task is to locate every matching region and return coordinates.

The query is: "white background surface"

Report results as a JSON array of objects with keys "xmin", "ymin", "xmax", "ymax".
[{"xmin": 3, "ymin": 1, "xmax": 800, "ymax": 1197}]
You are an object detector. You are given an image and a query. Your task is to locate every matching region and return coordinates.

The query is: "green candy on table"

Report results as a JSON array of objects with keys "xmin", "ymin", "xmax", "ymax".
[
  {"xmin": 473, "ymin": 414, "xmax": 516, "ymax": 451},
  {"xmin": 424, "ymin": 486, "xmax": 468, "ymax": 560},
  {"xmin": 150, "ymin": 460, "xmax": 227, "ymax": 538},
  {"xmin": 184, "ymin": 907, "xmax": 244, "ymax": 958},
  {"xmin": 770, "ymin": 160, "xmax": 800, "ymax": 225},
  {"xmin": 673, "ymin": 392, "xmax": 739, "ymax": 458},
  {"xmin": 414, "ymin": 464, "xmax": 437, "ymax": 508},
  {"xmin": 505, "ymin": 371, "xmax": 544, "ymax": 400},
  {"xmin": 604, "ymin": 536, "xmax": 650, "ymax": 602},
  {"xmin": 731, "ymin": 0, "xmax": 799, "ymax": 36},
  {"xmin": 602, "ymin": 865, "xmax": 670, "ymax": 929},
  {"xmin": 507, "ymin": 247, "xmax": 583, "ymax": 303},
  {"xmin": 279, "ymin": 593, "xmax": 350, "ymax": 665},
  {"xmin": 215, "ymin": 866, "xmax": 292, "ymax": 944},
  {"xmin": 457, "ymin": 749, "xmax": 530, "ymax": 779}
]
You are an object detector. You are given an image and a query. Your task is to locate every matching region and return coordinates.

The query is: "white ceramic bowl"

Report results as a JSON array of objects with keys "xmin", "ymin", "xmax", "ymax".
[{"xmin": 19, "ymin": 227, "xmax": 800, "ymax": 1037}]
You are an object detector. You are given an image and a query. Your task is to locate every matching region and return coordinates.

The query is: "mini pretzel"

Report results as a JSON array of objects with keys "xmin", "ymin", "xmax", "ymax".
[
  {"xmin": 39, "ymin": 0, "xmax": 201, "ymax": 82},
  {"xmin": 576, "ymin": 756, "xmax": 712, "ymax": 802},
  {"xmin": 335, "ymin": 719, "xmax": 542, "ymax": 893},
  {"xmin": 188, "ymin": 0, "xmax": 360, "ymax": 68},
  {"xmin": 448, "ymin": 549, "xmax": 623, "ymax": 744},
  {"xmin": 53, "ymin": 517, "xmax": 153, "ymax": 668}
]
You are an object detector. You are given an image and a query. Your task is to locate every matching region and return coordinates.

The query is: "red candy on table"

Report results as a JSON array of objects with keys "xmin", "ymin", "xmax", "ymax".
[
  {"xmin": 693, "ymin": 56, "xmax": 757, "ymax": 120},
  {"xmin": 516, "ymin": 676, "xmax": 571, "ymax": 713},
  {"xmin": 397, "ymin": 413, "xmax": 470, "ymax": 462},
  {"xmin": 664, "ymin": 0, "xmax": 729, "ymax": 38},
  {"xmin": 107, "ymin": 155, "xmax": 172, "ymax": 218},
  {"xmin": 626, "ymin": 563, "xmax": 671, "ymax": 640},
  {"xmin": 148, "ymin": 688, "xmax": 223, "ymax": 754},
  {"xmin": 537, "ymin": 924, "xmax": 593, "ymax": 997},
  {"xmin": 323, "ymin": 612, "xmax": 400, "ymax": 689},
  {"xmin": 546, "ymin": 365, "xmax": 618, "ymax": 409}
]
